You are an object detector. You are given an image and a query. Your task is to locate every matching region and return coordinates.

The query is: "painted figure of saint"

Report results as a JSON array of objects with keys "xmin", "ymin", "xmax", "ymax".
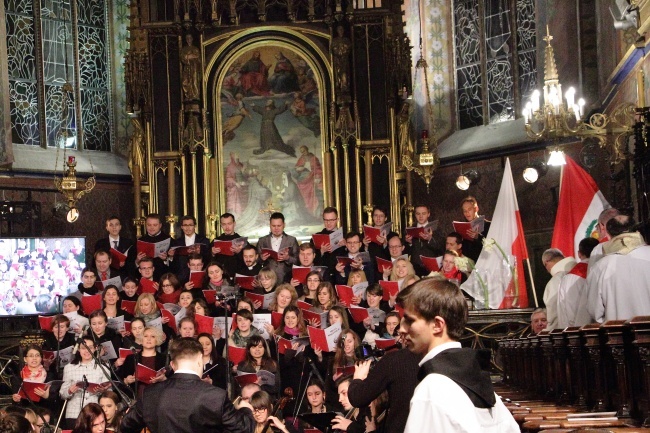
[{"xmin": 251, "ymin": 100, "xmax": 296, "ymax": 157}]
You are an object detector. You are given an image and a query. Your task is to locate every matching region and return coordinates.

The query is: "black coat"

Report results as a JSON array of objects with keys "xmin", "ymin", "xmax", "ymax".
[
  {"xmin": 347, "ymin": 348, "xmax": 419, "ymax": 433},
  {"xmin": 120, "ymin": 372, "xmax": 256, "ymax": 433}
]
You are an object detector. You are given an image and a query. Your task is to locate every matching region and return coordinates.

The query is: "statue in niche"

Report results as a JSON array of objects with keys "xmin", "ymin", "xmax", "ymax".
[
  {"xmin": 128, "ymin": 116, "xmax": 146, "ymax": 179},
  {"xmin": 180, "ymin": 33, "xmax": 201, "ymax": 101},
  {"xmin": 331, "ymin": 26, "xmax": 352, "ymax": 94},
  {"xmin": 397, "ymin": 101, "xmax": 414, "ymax": 166}
]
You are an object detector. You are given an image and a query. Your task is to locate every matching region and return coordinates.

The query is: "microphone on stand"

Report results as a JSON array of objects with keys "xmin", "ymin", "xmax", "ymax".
[
  {"xmin": 306, "ymin": 357, "xmax": 325, "ymax": 383},
  {"xmin": 82, "ymin": 375, "xmax": 89, "ymax": 390},
  {"xmin": 72, "ymin": 325, "xmax": 90, "ymax": 355}
]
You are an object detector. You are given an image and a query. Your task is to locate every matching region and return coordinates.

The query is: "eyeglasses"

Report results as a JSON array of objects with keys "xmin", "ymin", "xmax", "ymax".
[
  {"xmin": 323, "ymin": 218, "xmax": 338, "ymax": 222},
  {"xmin": 253, "ymin": 408, "xmax": 268, "ymax": 414},
  {"xmin": 25, "ymin": 354, "xmax": 42, "ymax": 358}
]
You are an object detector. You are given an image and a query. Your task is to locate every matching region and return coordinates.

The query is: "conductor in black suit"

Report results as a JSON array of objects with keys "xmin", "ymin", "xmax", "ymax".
[
  {"xmin": 121, "ymin": 337, "xmax": 256, "ymax": 433},
  {"xmin": 94, "ymin": 216, "xmax": 136, "ymax": 278}
]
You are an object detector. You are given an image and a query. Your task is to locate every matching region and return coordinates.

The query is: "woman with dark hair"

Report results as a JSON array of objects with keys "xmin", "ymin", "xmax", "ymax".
[
  {"xmin": 70, "ymin": 268, "xmax": 100, "ymax": 299},
  {"xmin": 203, "ymin": 261, "xmax": 237, "ymax": 317},
  {"xmin": 197, "ymin": 333, "xmax": 227, "ymax": 390},
  {"xmin": 99, "ymin": 390, "xmax": 122, "ymax": 432},
  {"xmin": 249, "ymin": 390, "xmax": 296, "ymax": 433},
  {"xmin": 120, "ymin": 317, "xmax": 145, "ymax": 352},
  {"xmin": 86, "ymin": 311, "xmax": 122, "ymax": 362},
  {"xmin": 41, "ymin": 315, "xmax": 75, "ymax": 374},
  {"xmin": 60, "ymin": 337, "xmax": 111, "ymax": 429},
  {"xmin": 10, "ymin": 345, "xmax": 60, "ymax": 412},
  {"xmin": 71, "ymin": 402, "xmax": 106, "ymax": 433},
  {"xmin": 237, "ymin": 335, "xmax": 278, "ymax": 396},
  {"xmin": 324, "ymin": 330, "xmax": 361, "ymax": 411},
  {"xmin": 269, "ymin": 306, "xmax": 317, "ymax": 399},
  {"xmin": 297, "ymin": 271, "xmax": 321, "ymax": 305},
  {"xmin": 310, "ymin": 282, "xmax": 337, "ymax": 317},
  {"xmin": 62, "ymin": 296, "xmax": 89, "ymax": 334},
  {"xmin": 228, "ymin": 309, "xmax": 260, "ymax": 348},
  {"xmin": 116, "ymin": 327, "xmax": 167, "ymax": 399},
  {"xmin": 119, "ymin": 278, "xmax": 139, "ymax": 302},
  {"xmin": 102, "ymin": 287, "xmax": 133, "ymax": 338},
  {"xmin": 156, "ymin": 273, "xmax": 182, "ymax": 305}
]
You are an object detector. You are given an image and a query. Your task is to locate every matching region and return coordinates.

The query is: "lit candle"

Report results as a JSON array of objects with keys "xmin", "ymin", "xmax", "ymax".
[
  {"xmin": 421, "ymin": 130, "xmax": 428, "ymax": 139},
  {"xmin": 532, "ymin": 90, "xmax": 540, "ymax": 112},
  {"xmin": 565, "ymin": 87, "xmax": 575, "ymax": 111},
  {"xmin": 578, "ymin": 98, "xmax": 585, "ymax": 118}
]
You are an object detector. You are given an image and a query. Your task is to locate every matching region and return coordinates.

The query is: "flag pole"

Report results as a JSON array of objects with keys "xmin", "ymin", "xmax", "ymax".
[{"xmin": 525, "ymin": 257, "xmax": 538, "ymax": 307}]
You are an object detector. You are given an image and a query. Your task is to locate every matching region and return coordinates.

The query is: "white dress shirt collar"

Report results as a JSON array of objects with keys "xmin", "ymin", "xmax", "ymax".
[{"xmin": 418, "ymin": 341, "xmax": 462, "ymax": 367}]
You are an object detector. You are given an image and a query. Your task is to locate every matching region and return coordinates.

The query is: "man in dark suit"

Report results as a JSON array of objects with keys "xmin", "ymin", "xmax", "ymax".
[
  {"xmin": 460, "ymin": 196, "xmax": 491, "ymax": 263},
  {"xmin": 256, "ymin": 212, "xmax": 299, "ymax": 283},
  {"xmin": 137, "ymin": 213, "xmax": 172, "ymax": 281},
  {"xmin": 211, "ymin": 212, "xmax": 247, "ymax": 277},
  {"xmin": 121, "ymin": 337, "xmax": 255, "ymax": 433},
  {"xmin": 169, "ymin": 215, "xmax": 211, "ymax": 277},
  {"xmin": 313, "ymin": 206, "xmax": 346, "ymax": 280},
  {"xmin": 94, "ymin": 216, "xmax": 136, "ymax": 278},
  {"xmin": 94, "ymin": 250, "xmax": 122, "ymax": 283}
]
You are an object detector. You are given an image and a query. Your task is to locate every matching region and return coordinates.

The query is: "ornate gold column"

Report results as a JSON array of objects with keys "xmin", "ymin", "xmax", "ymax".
[
  {"xmin": 181, "ymin": 152, "xmax": 188, "ymax": 216},
  {"xmin": 324, "ymin": 150, "xmax": 334, "ymax": 208},
  {"xmin": 207, "ymin": 154, "xmax": 217, "ymax": 239},
  {"xmin": 363, "ymin": 148, "xmax": 373, "ymax": 225},
  {"xmin": 405, "ymin": 170, "xmax": 414, "ymax": 228},
  {"xmin": 191, "ymin": 150, "xmax": 198, "ymax": 219},
  {"xmin": 167, "ymin": 159, "xmax": 177, "ymax": 237},
  {"xmin": 145, "ymin": 116, "xmax": 156, "ymax": 213}
]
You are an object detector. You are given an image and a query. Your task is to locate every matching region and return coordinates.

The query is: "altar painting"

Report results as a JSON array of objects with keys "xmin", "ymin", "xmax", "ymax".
[{"xmin": 219, "ymin": 46, "xmax": 325, "ymax": 240}]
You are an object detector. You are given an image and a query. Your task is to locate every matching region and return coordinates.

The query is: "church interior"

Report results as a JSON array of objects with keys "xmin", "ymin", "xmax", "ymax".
[{"xmin": 3, "ymin": 0, "xmax": 650, "ymax": 426}]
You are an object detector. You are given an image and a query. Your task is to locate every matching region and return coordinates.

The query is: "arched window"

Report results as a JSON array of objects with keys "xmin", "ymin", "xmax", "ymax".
[
  {"xmin": 4, "ymin": 0, "xmax": 113, "ymax": 150},
  {"xmin": 453, "ymin": 0, "xmax": 537, "ymax": 129}
]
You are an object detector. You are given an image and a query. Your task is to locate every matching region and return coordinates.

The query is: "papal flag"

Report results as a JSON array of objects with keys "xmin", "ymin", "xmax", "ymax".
[
  {"xmin": 550, "ymin": 155, "xmax": 610, "ymax": 259},
  {"xmin": 461, "ymin": 158, "xmax": 529, "ymax": 309}
]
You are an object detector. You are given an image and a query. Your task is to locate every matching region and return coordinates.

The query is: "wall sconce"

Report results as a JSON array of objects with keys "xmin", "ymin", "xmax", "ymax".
[{"xmin": 456, "ymin": 169, "xmax": 480, "ymax": 190}]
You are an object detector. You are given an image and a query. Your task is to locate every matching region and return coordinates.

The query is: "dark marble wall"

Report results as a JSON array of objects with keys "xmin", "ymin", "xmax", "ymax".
[
  {"xmin": 409, "ymin": 142, "xmax": 629, "ymax": 306},
  {"xmin": 0, "ymin": 176, "xmax": 136, "ymax": 260}
]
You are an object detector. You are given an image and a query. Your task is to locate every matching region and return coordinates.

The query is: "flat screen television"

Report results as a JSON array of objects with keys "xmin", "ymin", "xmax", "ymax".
[{"xmin": 0, "ymin": 237, "xmax": 86, "ymax": 315}]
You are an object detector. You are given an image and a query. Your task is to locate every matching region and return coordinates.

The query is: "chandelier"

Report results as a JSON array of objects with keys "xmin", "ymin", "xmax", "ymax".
[
  {"xmin": 403, "ymin": 48, "xmax": 440, "ymax": 192},
  {"xmin": 52, "ymin": 8, "xmax": 96, "ymax": 223},
  {"xmin": 523, "ymin": 27, "xmax": 636, "ymax": 165}
]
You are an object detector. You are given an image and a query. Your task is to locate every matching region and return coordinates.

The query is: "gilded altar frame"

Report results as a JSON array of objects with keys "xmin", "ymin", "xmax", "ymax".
[{"xmin": 203, "ymin": 27, "xmax": 335, "ymax": 240}]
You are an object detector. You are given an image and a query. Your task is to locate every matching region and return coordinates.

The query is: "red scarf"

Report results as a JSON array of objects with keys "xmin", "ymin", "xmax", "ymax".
[
  {"xmin": 157, "ymin": 290, "xmax": 181, "ymax": 304},
  {"xmin": 443, "ymin": 267, "xmax": 462, "ymax": 280},
  {"xmin": 21, "ymin": 364, "xmax": 46, "ymax": 383}
]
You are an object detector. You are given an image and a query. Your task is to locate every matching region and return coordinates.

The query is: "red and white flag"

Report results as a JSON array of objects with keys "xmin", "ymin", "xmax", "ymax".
[
  {"xmin": 461, "ymin": 158, "xmax": 529, "ymax": 309},
  {"xmin": 551, "ymin": 156, "xmax": 610, "ymax": 259}
]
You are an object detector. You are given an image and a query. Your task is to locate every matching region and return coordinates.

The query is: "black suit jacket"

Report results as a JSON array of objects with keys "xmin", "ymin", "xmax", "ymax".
[
  {"xmin": 171, "ymin": 234, "xmax": 211, "ymax": 281},
  {"xmin": 95, "ymin": 237, "xmax": 137, "ymax": 278},
  {"xmin": 121, "ymin": 372, "xmax": 255, "ymax": 433}
]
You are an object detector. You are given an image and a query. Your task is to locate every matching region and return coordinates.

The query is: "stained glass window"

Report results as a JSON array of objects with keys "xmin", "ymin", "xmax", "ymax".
[
  {"xmin": 4, "ymin": 0, "xmax": 113, "ymax": 150},
  {"xmin": 453, "ymin": 0, "xmax": 536, "ymax": 129}
]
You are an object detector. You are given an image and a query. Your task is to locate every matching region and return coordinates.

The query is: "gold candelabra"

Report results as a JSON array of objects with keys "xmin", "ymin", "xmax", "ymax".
[{"xmin": 523, "ymin": 27, "xmax": 636, "ymax": 165}]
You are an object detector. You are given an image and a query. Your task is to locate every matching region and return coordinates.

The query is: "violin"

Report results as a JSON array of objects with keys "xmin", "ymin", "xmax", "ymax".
[{"xmin": 261, "ymin": 387, "xmax": 294, "ymax": 433}]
